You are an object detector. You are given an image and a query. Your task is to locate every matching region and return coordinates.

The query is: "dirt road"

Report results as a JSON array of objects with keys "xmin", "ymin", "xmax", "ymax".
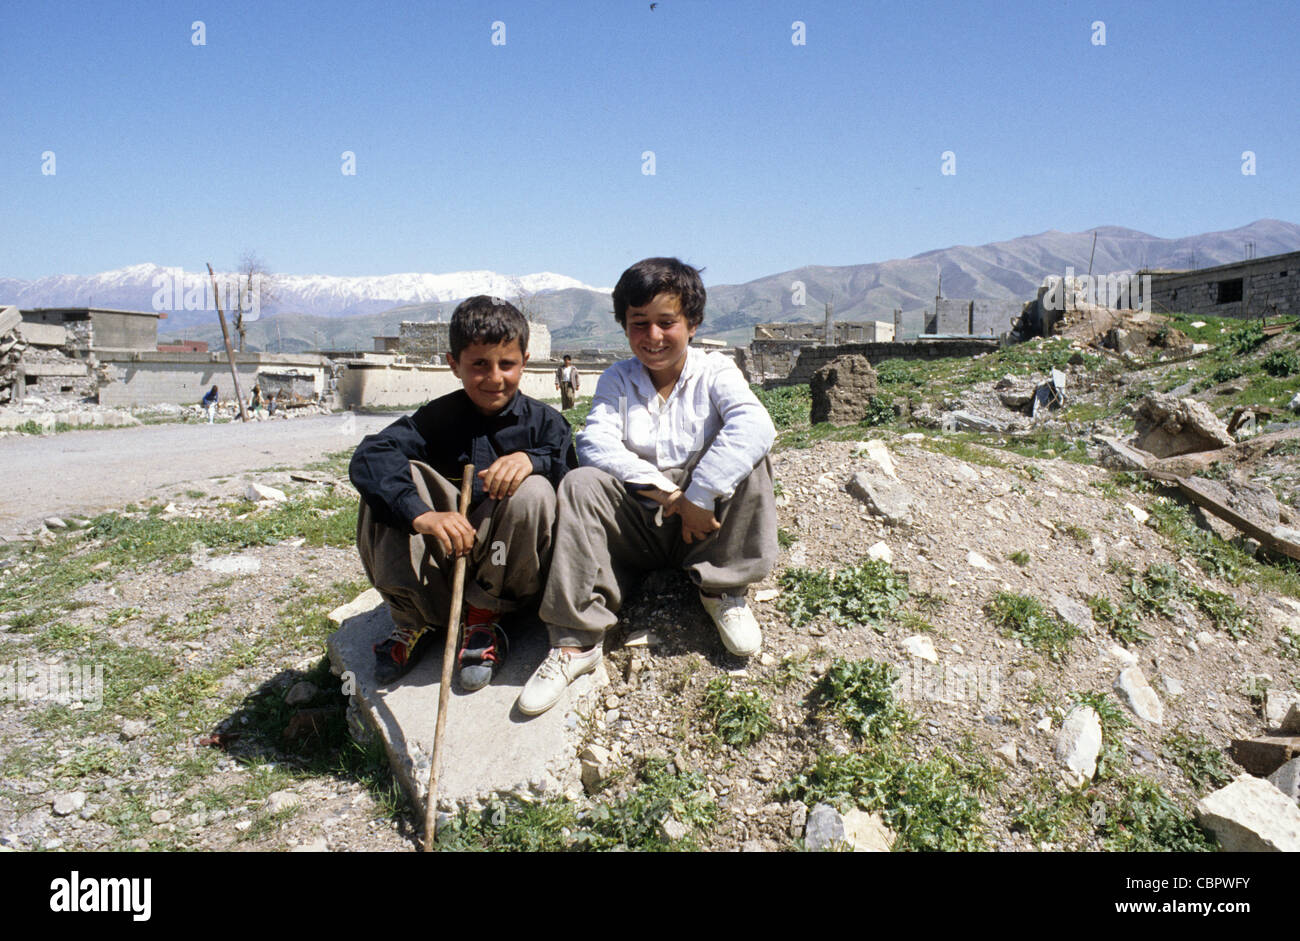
[{"xmin": 0, "ymin": 413, "xmax": 396, "ymax": 540}]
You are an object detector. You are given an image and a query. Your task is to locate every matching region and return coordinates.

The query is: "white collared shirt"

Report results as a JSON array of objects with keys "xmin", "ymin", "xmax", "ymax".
[{"xmin": 577, "ymin": 347, "xmax": 775, "ymax": 508}]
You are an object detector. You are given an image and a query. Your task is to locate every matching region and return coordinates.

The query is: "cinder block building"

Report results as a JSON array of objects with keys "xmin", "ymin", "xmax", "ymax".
[{"xmin": 1144, "ymin": 250, "xmax": 1300, "ymax": 320}]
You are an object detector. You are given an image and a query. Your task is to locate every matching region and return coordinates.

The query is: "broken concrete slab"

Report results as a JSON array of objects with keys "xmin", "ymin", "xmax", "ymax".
[
  {"xmin": 1268, "ymin": 758, "xmax": 1300, "ymax": 803},
  {"xmin": 1265, "ymin": 690, "xmax": 1300, "ymax": 729},
  {"xmin": 1230, "ymin": 735, "xmax": 1300, "ymax": 776},
  {"xmin": 0, "ymin": 306, "xmax": 20, "ymax": 336},
  {"xmin": 847, "ymin": 471, "xmax": 914, "ymax": 526},
  {"xmin": 1051, "ymin": 594, "xmax": 1095, "ymax": 634},
  {"xmin": 327, "ymin": 595, "xmax": 604, "ymax": 815},
  {"xmin": 246, "ymin": 482, "xmax": 287, "ymax": 503},
  {"xmin": 855, "ymin": 439, "xmax": 897, "ymax": 479},
  {"xmin": 1133, "ymin": 393, "xmax": 1235, "ymax": 458},
  {"xmin": 327, "ymin": 587, "xmax": 383, "ymax": 625},
  {"xmin": 942, "ymin": 410, "xmax": 1006, "ymax": 433},
  {"xmin": 1194, "ymin": 774, "xmax": 1300, "ymax": 852}
]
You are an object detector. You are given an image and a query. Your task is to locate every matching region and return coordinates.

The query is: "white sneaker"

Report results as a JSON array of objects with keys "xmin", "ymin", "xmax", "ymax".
[
  {"xmin": 699, "ymin": 591, "xmax": 762, "ymax": 657},
  {"xmin": 517, "ymin": 645, "xmax": 602, "ymax": 716}
]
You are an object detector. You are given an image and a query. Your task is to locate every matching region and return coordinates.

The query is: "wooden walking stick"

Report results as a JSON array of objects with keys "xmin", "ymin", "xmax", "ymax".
[{"xmin": 422, "ymin": 463, "xmax": 474, "ymax": 852}]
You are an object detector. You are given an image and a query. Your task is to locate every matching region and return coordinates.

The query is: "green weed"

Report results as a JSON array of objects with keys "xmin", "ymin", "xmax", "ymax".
[
  {"xmin": 701, "ymin": 677, "xmax": 772, "ymax": 747},
  {"xmin": 1160, "ymin": 731, "xmax": 1233, "ymax": 795},
  {"xmin": 812, "ymin": 658, "xmax": 913, "ymax": 741},
  {"xmin": 1087, "ymin": 595, "xmax": 1151, "ymax": 646},
  {"xmin": 985, "ymin": 592, "xmax": 1079, "ymax": 662},
  {"xmin": 777, "ymin": 559, "xmax": 909, "ymax": 630}
]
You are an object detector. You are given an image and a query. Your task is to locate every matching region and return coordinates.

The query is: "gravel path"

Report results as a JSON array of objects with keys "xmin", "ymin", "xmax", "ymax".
[{"xmin": 0, "ymin": 413, "xmax": 396, "ymax": 539}]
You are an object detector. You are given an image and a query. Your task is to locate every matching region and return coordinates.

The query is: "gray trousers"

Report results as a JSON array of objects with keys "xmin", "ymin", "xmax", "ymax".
[
  {"xmin": 538, "ymin": 457, "xmax": 778, "ymax": 647},
  {"xmin": 356, "ymin": 461, "xmax": 557, "ymax": 635}
]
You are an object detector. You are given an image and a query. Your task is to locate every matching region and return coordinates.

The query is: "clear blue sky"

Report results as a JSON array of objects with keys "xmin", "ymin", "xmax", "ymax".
[{"xmin": 3, "ymin": 0, "xmax": 1297, "ymax": 285}]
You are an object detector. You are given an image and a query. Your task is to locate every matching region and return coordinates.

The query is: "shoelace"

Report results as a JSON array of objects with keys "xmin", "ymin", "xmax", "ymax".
[
  {"xmin": 383, "ymin": 625, "xmax": 424, "ymax": 661},
  {"xmin": 460, "ymin": 626, "xmax": 500, "ymax": 665},
  {"xmin": 535, "ymin": 649, "xmax": 570, "ymax": 679}
]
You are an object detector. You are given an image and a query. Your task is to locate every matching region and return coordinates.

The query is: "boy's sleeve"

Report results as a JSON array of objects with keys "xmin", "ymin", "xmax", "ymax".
[
  {"xmin": 348, "ymin": 404, "xmax": 439, "ymax": 532},
  {"xmin": 681, "ymin": 358, "xmax": 776, "ymax": 509},
  {"xmin": 521, "ymin": 405, "xmax": 576, "ymax": 488},
  {"xmin": 578, "ymin": 367, "xmax": 678, "ymax": 493}
]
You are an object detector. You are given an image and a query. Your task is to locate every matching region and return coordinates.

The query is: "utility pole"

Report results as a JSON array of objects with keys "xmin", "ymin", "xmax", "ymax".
[{"xmin": 207, "ymin": 263, "xmax": 249, "ymax": 422}]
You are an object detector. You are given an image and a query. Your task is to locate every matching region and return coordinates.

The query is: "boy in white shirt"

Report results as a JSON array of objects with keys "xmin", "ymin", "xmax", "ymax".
[{"xmin": 518, "ymin": 257, "xmax": 778, "ymax": 716}]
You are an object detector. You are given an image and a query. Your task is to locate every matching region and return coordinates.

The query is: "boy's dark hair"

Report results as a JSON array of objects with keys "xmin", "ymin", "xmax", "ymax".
[
  {"xmin": 612, "ymin": 257, "xmax": 706, "ymax": 329},
  {"xmin": 563, "ymin": 354, "xmax": 572, "ymax": 362},
  {"xmin": 448, "ymin": 295, "xmax": 529, "ymax": 359}
]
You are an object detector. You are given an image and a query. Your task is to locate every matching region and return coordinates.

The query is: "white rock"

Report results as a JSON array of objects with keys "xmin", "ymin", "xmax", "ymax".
[
  {"xmin": 234, "ymin": 820, "xmax": 252, "ymax": 831},
  {"xmin": 1037, "ymin": 716, "xmax": 1053, "ymax": 733},
  {"xmin": 866, "ymin": 541, "xmax": 893, "ymax": 564},
  {"xmin": 43, "ymin": 517, "xmax": 68, "ymax": 530},
  {"xmin": 52, "ymin": 792, "xmax": 86, "ymax": 816},
  {"xmin": 860, "ymin": 440, "xmax": 898, "ymax": 479},
  {"xmin": 120, "ymin": 719, "xmax": 147, "ymax": 740},
  {"xmin": 327, "ymin": 587, "xmax": 384, "ymax": 625},
  {"xmin": 985, "ymin": 503, "xmax": 1006, "ymax": 521},
  {"xmin": 841, "ymin": 809, "xmax": 895, "ymax": 852},
  {"xmin": 1190, "ymin": 321, "xmax": 1206, "ymax": 328},
  {"xmin": 902, "ymin": 432, "xmax": 925, "ymax": 442},
  {"xmin": 291, "ymin": 837, "xmax": 329, "ymax": 852},
  {"xmin": 1124, "ymin": 503, "xmax": 1150, "ymax": 525},
  {"xmin": 150, "ymin": 810, "xmax": 172, "ymax": 824},
  {"xmin": 994, "ymin": 743, "xmax": 1018, "ymax": 767},
  {"xmin": 1290, "ymin": 391, "xmax": 1300, "ymax": 413},
  {"xmin": 1115, "ymin": 666, "xmax": 1164, "ymax": 724},
  {"xmin": 902, "ymin": 635, "xmax": 938, "ymax": 663},
  {"xmin": 753, "ymin": 588, "xmax": 780, "ymax": 603},
  {"xmin": 1055, "ymin": 706, "xmax": 1102, "ymax": 786},
  {"xmin": 1107, "ymin": 645, "xmax": 1138, "ymax": 667},
  {"xmin": 1265, "ymin": 690, "xmax": 1300, "ymax": 729},
  {"xmin": 967, "ymin": 551, "xmax": 996, "ymax": 572},
  {"xmin": 1195, "ymin": 775, "xmax": 1300, "ymax": 851},
  {"xmin": 246, "ymin": 482, "xmax": 287, "ymax": 503},
  {"xmin": 204, "ymin": 554, "xmax": 261, "ymax": 575},
  {"xmin": 266, "ymin": 791, "xmax": 300, "ymax": 814},
  {"xmin": 1161, "ymin": 676, "xmax": 1185, "ymax": 697},
  {"xmin": 660, "ymin": 817, "xmax": 690, "ymax": 842}
]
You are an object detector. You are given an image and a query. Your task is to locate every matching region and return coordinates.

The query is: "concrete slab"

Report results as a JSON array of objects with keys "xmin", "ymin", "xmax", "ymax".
[{"xmin": 326, "ymin": 592, "xmax": 606, "ymax": 815}]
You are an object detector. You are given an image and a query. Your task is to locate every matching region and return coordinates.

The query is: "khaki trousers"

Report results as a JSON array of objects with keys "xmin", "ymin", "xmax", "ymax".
[
  {"xmin": 356, "ymin": 461, "xmax": 556, "ymax": 634},
  {"xmin": 538, "ymin": 457, "xmax": 778, "ymax": 647}
]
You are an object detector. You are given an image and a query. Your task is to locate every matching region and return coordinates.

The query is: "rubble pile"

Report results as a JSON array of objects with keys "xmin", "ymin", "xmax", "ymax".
[{"xmin": 0, "ymin": 307, "xmax": 28, "ymax": 405}]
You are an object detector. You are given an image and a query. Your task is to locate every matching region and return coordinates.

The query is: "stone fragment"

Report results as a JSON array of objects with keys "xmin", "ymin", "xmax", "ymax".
[
  {"xmin": 1229, "ymin": 736, "xmax": 1300, "ymax": 776},
  {"xmin": 841, "ymin": 810, "xmax": 895, "ymax": 852},
  {"xmin": 266, "ymin": 791, "xmax": 300, "ymax": 814},
  {"xmin": 120, "ymin": 719, "xmax": 147, "ymax": 740},
  {"xmin": 1051, "ymin": 594, "xmax": 1095, "ymax": 633},
  {"xmin": 245, "ymin": 482, "xmax": 287, "ymax": 503},
  {"xmin": 857, "ymin": 439, "xmax": 897, "ymax": 479},
  {"xmin": 1265, "ymin": 690, "xmax": 1300, "ymax": 729},
  {"xmin": 1055, "ymin": 706, "xmax": 1102, "ymax": 786},
  {"xmin": 803, "ymin": 803, "xmax": 847, "ymax": 850},
  {"xmin": 966, "ymin": 551, "xmax": 995, "ymax": 572},
  {"xmin": 291, "ymin": 837, "xmax": 329, "ymax": 852},
  {"xmin": 52, "ymin": 792, "xmax": 86, "ymax": 816},
  {"xmin": 1283, "ymin": 704, "xmax": 1300, "ymax": 735},
  {"xmin": 944, "ymin": 410, "xmax": 1006, "ymax": 433},
  {"xmin": 1268, "ymin": 758, "xmax": 1300, "ymax": 803},
  {"xmin": 847, "ymin": 471, "xmax": 914, "ymax": 526},
  {"xmin": 327, "ymin": 587, "xmax": 384, "ymax": 625},
  {"xmin": 753, "ymin": 588, "xmax": 780, "ymax": 603},
  {"xmin": 285, "ymin": 681, "xmax": 319, "ymax": 706},
  {"xmin": 866, "ymin": 541, "xmax": 893, "ymax": 564},
  {"xmin": 902, "ymin": 635, "xmax": 938, "ymax": 663},
  {"xmin": 43, "ymin": 517, "xmax": 67, "ymax": 530},
  {"xmin": 580, "ymin": 744, "xmax": 612, "ymax": 794},
  {"xmin": 995, "ymin": 743, "xmax": 1018, "ymax": 767},
  {"xmin": 1194, "ymin": 775, "xmax": 1300, "ymax": 852},
  {"xmin": 1114, "ymin": 666, "xmax": 1165, "ymax": 724},
  {"xmin": 810, "ymin": 355, "xmax": 879, "ymax": 425},
  {"xmin": 1124, "ymin": 503, "xmax": 1149, "ymax": 524},
  {"xmin": 150, "ymin": 810, "xmax": 172, "ymax": 824},
  {"xmin": 1162, "ymin": 676, "xmax": 1185, "ymax": 697},
  {"xmin": 659, "ymin": 817, "xmax": 690, "ymax": 842},
  {"xmin": 1132, "ymin": 393, "xmax": 1235, "ymax": 458}
]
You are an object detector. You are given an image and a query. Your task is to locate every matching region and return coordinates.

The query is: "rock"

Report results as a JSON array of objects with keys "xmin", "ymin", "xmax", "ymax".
[
  {"xmin": 753, "ymin": 588, "xmax": 780, "ymax": 603},
  {"xmin": 995, "ymin": 743, "xmax": 1018, "ymax": 767},
  {"xmin": 285, "ymin": 681, "xmax": 319, "ymax": 706},
  {"xmin": 1114, "ymin": 666, "xmax": 1165, "ymax": 724},
  {"xmin": 52, "ymin": 792, "xmax": 86, "ymax": 816},
  {"xmin": 659, "ymin": 817, "xmax": 690, "ymax": 842},
  {"xmin": 580, "ymin": 744, "xmax": 612, "ymax": 794},
  {"xmin": 854, "ymin": 440, "xmax": 897, "ymax": 480},
  {"xmin": 1107, "ymin": 644, "xmax": 1138, "ymax": 667},
  {"xmin": 847, "ymin": 471, "xmax": 914, "ymax": 526},
  {"xmin": 866, "ymin": 541, "xmax": 893, "ymax": 564},
  {"xmin": 1268, "ymin": 758, "xmax": 1300, "ymax": 803},
  {"xmin": 327, "ymin": 587, "xmax": 384, "ymax": 625},
  {"xmin": 1265, "ymin": 690, "xmax": 1300, "ymax": 729},
  {"xmin": 1282, "ymin": 704, "xmax": 1300, "ymax": 735},
  {"xmin": 150, "ymin": 810, "xmax": 172, "ymax": 824},
  {"xmin": 1132, "ymin": 393, "xmax": 1235, "ymax": 458},
  {"xmin": 810, "ymin": 355, "xmax": 879, "ymax": 425},
  {"xmin": 234, "ymin": 820, "xmax": 252, "ymax": 831},
  {"xmin": 120, "ymin": 719, "xmax": 147, "ymax": 740},
  {"xmin": 1124, "ymin": 502, "xmax": 1150, "ymax": 525},
  {"xmin": 1055, "ymin": 706, "xmax": 1102, "ymax": 786},
  {"xmin": 266, "ymin": 791, "xmax": 300, "ymax": 814},
  {"xmin": 204, "ymin": 554, "xmax": 261, "ymax": 575},
  {"xmin": 1162, "ymin": 676, "xmax": 1185, "ymax": 697},
  {"xmin": 902, "ymin": 635, "xmax": 938, "ymax": 663},
  {"xmin": 804, "ymin": 803, "xmax": 847, "ymax": 850},
  {"xmin": 1052, "ymin": 594, "xmax": 1095, "ymax": 633},
  {"xmin": 43, "ymin": 517, "xmax": 67, "ymax": 530},
  {"xmin": 996, "ymin": 375, "xmax": 1038, "ymax": 410},
  {"xmin": 1195, "ymin": 775, "xmax": 1300, "ymax": 851},
  {"xmin": 246, "ymin": 482, "xmax": 287, "ymax": 503},
  {"xmin": 1290, "ymin": 392, "xmax": 1300, "ymax": 413},
  {"xmin": 789, "ymin": 803, "xmax": 808, "ymax": 838},
  {"xmin": 1229, "ymin": 736, "xmax": 1300, "ymax": 776},
  {"xmin": 841, "ymin": 810, "xmax": 895, "ymax": 852},
  {"xmin": 291, "ymin": 837, "xmax": 329, "ymax": 852},
  {"xmin": 966, "ymin": 551, "xmax": 996, "ymax": 572},
  {"xmin": 740, "ymin": 839, "xmax": 766, "ymax": 852},
  {"xmin": 944, "ymin": 410, "xmax": 1006, "ymax": 433}
]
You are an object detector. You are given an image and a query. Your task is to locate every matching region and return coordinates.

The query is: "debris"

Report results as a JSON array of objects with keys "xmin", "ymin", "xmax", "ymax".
[
  {"xmin": 659, "ymin": 817, "xmax": 690, "ymax": 842},
  {"xmin": 1269, "ymin": 694, "xmax": 1300, "ymax": 731},
  {"xmin": 866, "ymin": 541, "xmax": 893, "ymax": 564},
  {"xmin": 995, "ymin": 743, "xmax": 1018, "ymax": 767},
  {"xmin": 810, "ymin": 355, "xmax": 879, "ymax": 424},
  {"xmin": 943, "ymin": 410, "xmax": 1006, "ymax": 434},
  {"xmin": 43, "ymin": 517, "xmax": 67, "ymax": 530},
  {"xmin": 1194, "ymin": 775, "xmax": 1300, "ymax": 852},
  {"xmin": 966, "ymin": 550, "xmax": 996, "ymax": 572},
  {"xmin": 803, "ymin": 803, "xmax": 894, "ymax": 851},
  {"xmin": 1124, "ymin": 503, "xmax": 1149, "ymax": 525},
  {"xmin": 1051, "ymin": 594, "xmax": 1095, "ymax": 634},
  {"xmin": 1055, "ymin": 705, "xmax": 1102, "ymax": 786},
  {"xmin": 1268, "ymin": 758, "xmax": 1300, "ymax": 803},
  {"xmin": 753, "ymin": 588, "xmax": 780, "ymax": 603},
  {"xmin": 1114, "ymin": 666, "xmax": 1165, "ymax": 724},
  {"xmin": 150, "ymin": 810, "xmax": 172, "ymax": 824},
  {"xmin": 580, "ymin": 744, "xmax": 612, "ymax": 794},
  {"xmin": 266, "ymin": 791, "xmax": 300, "ymax": 814},
  {"xmin": 1229, "ymin": 735, "xmax": 1300, "ymax": 776},
  {"xmin": 902, "ymin": 635, "xmax": 938, "ymax": 663},
  {"xmin": 856, "ymin": 439, "xmax": 897, "ymax": 479},
  {"xmin": 1132, "ymin": 393, "xmax": 1235, "ymax": 458},
  {"xmin": 847, "ymin": 471, "xmax": 914, "ymax": 526},
  {"xmin": 245, "ymin": 482, "xmax": 287, "ymax": 503},
  {"xmin": 327, "ymin": 588, "xmax": 384, "ymax": 625},
  {"xmin": 120, "ymin": 719, "xmax": 147, "ymax": 740},
  {"xmin": 52, "ymin": 793, "xmax": 86, "ymax": 816}
]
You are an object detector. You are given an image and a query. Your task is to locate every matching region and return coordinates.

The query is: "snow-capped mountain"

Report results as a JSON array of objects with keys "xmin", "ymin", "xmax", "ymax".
[{"xmin": 0, "ymin": 263, "xmax": 612, "ymax": 328}]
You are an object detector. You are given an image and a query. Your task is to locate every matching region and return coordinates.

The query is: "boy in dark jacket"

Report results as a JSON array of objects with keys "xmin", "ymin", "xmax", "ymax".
[{"xmin": 349, "ymin": 296, "xmax": 574, "ymax": 690}]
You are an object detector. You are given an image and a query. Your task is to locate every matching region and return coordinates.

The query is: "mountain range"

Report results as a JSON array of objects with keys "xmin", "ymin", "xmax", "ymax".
[{"xmin": 3, "ymin": 219, "xmax": 1297, "ymax": 352}]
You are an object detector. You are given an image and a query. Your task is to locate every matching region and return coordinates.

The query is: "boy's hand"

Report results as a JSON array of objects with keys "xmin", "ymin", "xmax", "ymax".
[
  {"xmin": 412, "ymin": 510, "xmax": 476, "ymax": 557},
  {"xmin": 663, "ymin": 493, "xmax": 721, "ymax": 543},
  {"xmin": 478, "ymin": 452, "xmax": 534, "ymax": 500}
]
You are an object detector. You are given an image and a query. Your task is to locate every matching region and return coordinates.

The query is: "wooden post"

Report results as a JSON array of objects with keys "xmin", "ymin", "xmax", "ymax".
[{"xmin": 207, "ymin": 263, "xmax": 249, "ymax": 422}]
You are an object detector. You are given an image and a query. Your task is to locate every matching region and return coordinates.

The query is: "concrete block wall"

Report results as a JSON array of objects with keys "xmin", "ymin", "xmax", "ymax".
[
  {"xmin": 1147, "ymin": 251, "xmax": 1300, "ymax": 320},
  {"xmin": 97, "ymin": 351, "xmax": 331, "ymax": 407},
  {"xmin": 337, "ymin": 362, "xmax": 602, "ymax": 410},
  {"xmin": 935, "ymin": 298, "xmax": 972, "ymax": 334},
  {"xmin": 397, "ymin": 320, "xmax": 552, "ymax": 362},
  {"xmin": 782, "ymin": 338, "xmax": 1001, "ymax": 385}
]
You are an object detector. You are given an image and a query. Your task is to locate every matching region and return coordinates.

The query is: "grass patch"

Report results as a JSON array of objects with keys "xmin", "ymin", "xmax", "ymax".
[
  {"xmin": 1124, "ymin": 562, "xmax": 1254, "ymax": 639},
  {"xmin": 752, "ymin": 383, "xmax": 810, "ymax": 429},
  {"xmin": 985, "ymin": 592, "xmax": 1079, "ymax": 662},
  {"xmin": 811, "ymin": 658, "xmax": 913, "ymax": 741},
  {"xmin": 1278, "ymin": 627, "xmax": 1300, "ymax": 661},
  {"xmin": 1087, "ymin": 595, "xmax": 1151, "ymax": 646},
  {"xmin": 1007, "ymin": 550, "xmax": 1030, "ymax": 566},
  {"xmin": 1098, "ymin": 776, "xmax": 1216, "ymax": 852},
  {"xmin": 1160, "ymin": 730, "xmax": 1233, "ymax": 795},
  {"xmin": 777, "ymin": 559, "xmax": 909, "ymax": 630}
]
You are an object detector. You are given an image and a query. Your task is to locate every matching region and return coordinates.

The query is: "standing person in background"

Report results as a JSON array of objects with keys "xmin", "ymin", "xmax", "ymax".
[
  {"xmin": 555, "ymin": 355, "xmax": 580, "ymax": 411},
  {"xmin": 202, "ymin": 385, "xmax": 218, "ymax": 424}
]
